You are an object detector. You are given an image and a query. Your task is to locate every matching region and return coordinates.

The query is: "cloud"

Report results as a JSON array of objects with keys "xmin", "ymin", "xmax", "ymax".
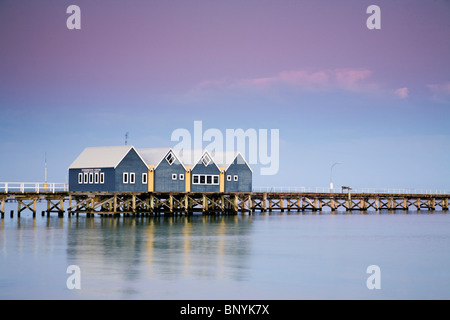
[
  {"xmin": 427, "ymin": 82, "xmax": 450, "ymax": 103},
  {"xmin": 192, "ymin": 68, "xmax": 377, "ymax": 96},
  {"xmin": 394, "ymin": 87, "xmax": 409, "ymax": 99}
]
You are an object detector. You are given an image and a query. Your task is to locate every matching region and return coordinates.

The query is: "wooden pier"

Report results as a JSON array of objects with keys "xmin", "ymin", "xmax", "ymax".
[{"xmin": 1, "ymin": 190, "xmax": 449, "ymax": 218}]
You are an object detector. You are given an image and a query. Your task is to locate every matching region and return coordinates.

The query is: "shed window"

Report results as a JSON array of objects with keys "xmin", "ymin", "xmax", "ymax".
[
  {"xmin": 123, "ymin": 172, "xmax": 129, "ymax": 184},
  {"xmin": 227, "ymin": 175, "xmax": 232, "ymax": 181},
  {"xmin": 172, "ymin": 173, "xmax": 177, "ymax": 180},
  {"xmin": 100, "ymin": 172, "xmax": 105, "ymax": 184},
  {"xmin": 94, "ymin": 172, "xmax": 99, "ymax": 184},
  {"xmin": 78, "ymin": 173, "xmax": 83, "ymax": 184},
  {"xmin": 142, "ymin": 173, "xmax": 148, "ymax": 184},
  {"xmin": 84, "ymin": 173, "xmax": 88, "ymax": 184},
  {"xmin": 130, "ymin": 172, "xmax": 135, "ymax": 184},
  {"xmin": 200, "ymin": 175, "xmax": 205, "ymax": 184},
  {"xmin": 179, "ymin": 174, "xmax": 185, "ymax": 180},
  {"xmin": 213, "ymin": 176, "xmax": 219, "ymax": 184},
  {"xmin": 206, "ymin": 175, "xmax": 212, "ymax": 184},
  {"xmin": 201, "ymin": 153, "xmax": 211, "ymax": 166},
  {"xmin": 166, "ymin": 151, "xmax": 175, "ymax": 165},
  {"xmin": 234, "ymin": 175, "xmax": 238, "ymax": 181},
  {"xmin": 193, "ymin": 175, "xmax": 199, "ymax": 184}
]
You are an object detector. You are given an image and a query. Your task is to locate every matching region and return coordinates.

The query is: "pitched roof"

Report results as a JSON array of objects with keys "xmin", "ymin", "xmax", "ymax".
[
  {"xmin": 211, "ymin": 151, "xmax": 253, "ymax": 172},
  {"xmin": 68, "ymin": 145, "xmax": 139, "ymax": 169},
  {"xmin": 190, "ymin": 150, "xmax": 222, "ymax": 171},
  {"xmin": 137, "ymin": 147, "xmax": 172, "ymax": 167},
  {"xmin": 138, "ymin": 147, "xmax": 189, "ymax": 170}
]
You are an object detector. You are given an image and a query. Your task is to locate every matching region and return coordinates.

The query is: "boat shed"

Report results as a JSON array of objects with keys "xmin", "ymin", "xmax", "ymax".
[
  {"xmin": 68, "ymin": 145, "xmax": 149, "ymax": 192},
  {"xmin": 213, "ymin": 151, "xmax": 252, "ymax": 193},
  {"xmin": 190, "ymin": 151, "xmax": 222, "ymax": 193},
  {"xmin": 138, "ymin": 148, "xmax": 188, "ymax": 193}
]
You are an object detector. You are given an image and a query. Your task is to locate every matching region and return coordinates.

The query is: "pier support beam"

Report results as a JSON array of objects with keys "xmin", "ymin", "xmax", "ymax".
[
  {"xmin": 0, "ymin": 196, "xmax": 5, "ymax": 218},
  {"xmin": 17, "ymin": 198, "xmax": 37, "ymax": 217}
]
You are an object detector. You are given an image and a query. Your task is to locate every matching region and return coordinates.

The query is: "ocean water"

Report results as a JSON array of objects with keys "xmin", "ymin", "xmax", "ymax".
[{"xmin": 0, "ymin": 204, "xmax": 449, "ymax": 300}]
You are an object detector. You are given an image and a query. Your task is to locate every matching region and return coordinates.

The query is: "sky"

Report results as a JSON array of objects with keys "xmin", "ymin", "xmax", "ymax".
[{"xmin": 0, "ymin": 0, "xmax": 449, "ymax": 190}]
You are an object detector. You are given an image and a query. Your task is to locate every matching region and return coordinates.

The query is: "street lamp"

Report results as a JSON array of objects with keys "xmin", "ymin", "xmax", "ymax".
[{"xmin": 330, "ymin": 162, "xmax": 342, "ymax": 192}]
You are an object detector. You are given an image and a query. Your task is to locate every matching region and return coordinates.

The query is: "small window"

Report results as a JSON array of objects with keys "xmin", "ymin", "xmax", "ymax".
[
  {"xmin": 206, "ymin": 175, "xmax": 212, "ymax": 184},
  {"xmin": 166, "ymin": 151, "xmax": 175, "ymax": 165},
  {"xmin": 78, "ymin": 173, "xmax": 83, "ymax": 184},
  {"xmin": 179, "ymin": 174, "xmax": 185, "ymax": 180},
  {"xmin": 234, "ymin": 175, "xmax": 238, "ymax": 181},
  {"xmin": 213, "ymin": 176, "xmax": 219, "ymax": 185},
  {"xmin": 193, "ymin": 175, "xmax": 199, "ymax": 184},
  {"xmin": 142, "ymin": 173, "xmax": 148, "ymax": 184},
  {"xmin": 130, "ymin": 172, "xmax": 135, "ymax": 184},
  {"xmin": 84, "ymin": 173, "xmax": 88, "ymax": 184},
  {"xmin": 202, "ymin": 153, "xmax": 211, "ymax": 166},
  {"xmin": 200, "ymin": 175, "xmax": 205, "ymax": 184},
  {"xmin": 172, "ymin": 173, "xmax": 177, "ymax": 180},
  {"xmin": 100, "ymin": 172, "xmax": 105, "ymax": 184},
  {"xmin": 227, "ymin": 175, "xmax": 232, "ymax": 181},
  {"xmin": 89, "ymin": 173, "xmax": 94, "ymax": 184},
  {"xmin": 94, "ymin": 172, "xmax": 99, "ymax": 184},
  {"xmin": 123, "ymin": 172, "xmax": 129, "ymax": 184}
]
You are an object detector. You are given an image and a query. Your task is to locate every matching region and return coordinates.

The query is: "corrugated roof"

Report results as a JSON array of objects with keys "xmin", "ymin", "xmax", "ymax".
[
  {"xmin": 211, "ymin": 151, "xmax": 253, "ymax": 172},
  {"xmin": 137, "ymin": 148, "xmax": 171, "ymax": 166},
  {"xmin": 210, "ymin": 151, "xmax": 239, "ymax": 168},
  {"xmin": 68, "ymin": 145, "xmax": 134, "ymax": 169}
]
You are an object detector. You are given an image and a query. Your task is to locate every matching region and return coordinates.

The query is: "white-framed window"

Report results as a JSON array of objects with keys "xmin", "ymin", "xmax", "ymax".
[
  {"xmin": 123, "ymin": 172, "xmax": 129, "ymax": 184},
  {"xmin": 172, "ymin": 173, "xmax": 177, "ymax": 180},
  {"xmin": 100, "ymin": 172, "xmax": 105, "ymax": 184},
  {"xmin": 234, "ymin": 175, "xmax": 238, "ymax": 181},
  {"xmin": 192, "ymin": 174, "xmax": 220, "ymax": 185},
  {"xmin": 84, "ymin": 173, "xmax": 88, "ymax": 184},
  {"xmin": 201, "ymin": 153, "xmax": 211, "ymax": 166},
  {"xmin": 179, "ymin": 173, "xmax": 185, "ymax": 180},
  {"xmin": 94, "ymin": 172, "xmax": 99, "ymax": 184},
  {"xmin": 227, "ymin": 175, "xmax": 232, "ymax": 181},
  {"xmin": 78, "ymin": 173, "xmax": 83, "ymax": 184},
  {"xmin": 166, "ymin": 151, "xmax": 175, "ymax": 165},
  {"xmin": 130, "ymin": 172, "xmax": 135, "ymax": 184},
  {"xmin": 142, "ymin": 173, "xmax": 148, "ymax": 184},
  {"xmin": 89, "ymin": 172, "xmax": 94, "ymax": 184}
]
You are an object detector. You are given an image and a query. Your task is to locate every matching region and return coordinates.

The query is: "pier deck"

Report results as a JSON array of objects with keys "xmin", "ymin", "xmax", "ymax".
[{"xmin": 1, "ymin": 190, "xmax": 449, "ymax": 217}]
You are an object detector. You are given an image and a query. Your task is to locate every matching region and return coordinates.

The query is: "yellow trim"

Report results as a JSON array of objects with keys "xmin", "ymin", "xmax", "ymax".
[
  {"xmin": 220, "ymin": 168, "xmax": 225, "ymax": 193},
  {"xmin": 185, "ymin": 166, "xmax": 191, "ymax": 192},
  {"xmin": 148, "ymin": 165, "xmax": 155, "ymax": 192}
]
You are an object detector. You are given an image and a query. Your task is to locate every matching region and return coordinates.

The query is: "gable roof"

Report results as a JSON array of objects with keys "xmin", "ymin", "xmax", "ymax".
[
  {"xmin": 68, "ymin": 145, "xmax": 144, "ymax": 169},
  {"xmin": 137, "ymin": 147, "xmax": 171, "ymax": 167},
  {"xmin": 190, "ymin": 150, "xmax": 222, "ymax": 172},
  {"xmin": 211, "ymin": 151, "xmax": 253, "ymax": 172},
  {"xmin": 138, "ymin": 147, "xmax": 188, "ymax": 170}
]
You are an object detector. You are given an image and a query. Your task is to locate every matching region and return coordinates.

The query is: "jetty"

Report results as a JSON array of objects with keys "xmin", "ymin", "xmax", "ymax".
[{"xmin": 0, "ymin": 183, "xmax": 448, "ymax": 217}]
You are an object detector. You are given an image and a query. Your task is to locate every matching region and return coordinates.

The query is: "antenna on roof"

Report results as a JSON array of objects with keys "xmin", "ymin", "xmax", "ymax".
[
  {"xmin": 125, "ymin": 132, "xmax": 129, "ymax": 145},
  {"xmin": 44, "ymin": 152, "xmax": 47, "ymax": 183}
]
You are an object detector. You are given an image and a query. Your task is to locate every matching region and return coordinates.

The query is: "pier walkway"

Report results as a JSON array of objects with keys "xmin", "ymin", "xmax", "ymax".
[{"xmin": 1, "ymin": 182, "xmax": 448, "ymax": 217}]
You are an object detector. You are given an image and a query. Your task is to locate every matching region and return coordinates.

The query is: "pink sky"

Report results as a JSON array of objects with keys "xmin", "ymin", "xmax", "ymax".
[{"xmin": 0, "ymin": 0, "xmax": 449, "ymax": 188}]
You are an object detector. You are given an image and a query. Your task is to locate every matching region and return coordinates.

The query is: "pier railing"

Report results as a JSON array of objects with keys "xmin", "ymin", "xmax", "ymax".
[
  {"xmin": 0, "ymin": 182, "xmax": 69, "ymax": 193},
  {"xmin": 1, "ymin": 183, "xmax": 447, "ymax": 195},
  {"xmin": 252, "ymin": 186, "xmax": 450, "ymax": 195}
]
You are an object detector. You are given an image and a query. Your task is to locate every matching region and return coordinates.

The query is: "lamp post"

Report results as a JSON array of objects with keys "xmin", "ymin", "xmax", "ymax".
[{"xmin": 330, "ymin": 162, "xmax": 342, "ymax": 192}]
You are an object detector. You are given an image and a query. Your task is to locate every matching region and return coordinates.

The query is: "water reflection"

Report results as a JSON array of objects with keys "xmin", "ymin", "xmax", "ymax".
[{"xmin": 65, "ymin": 215, "xmax": 253, "ymax": 286}]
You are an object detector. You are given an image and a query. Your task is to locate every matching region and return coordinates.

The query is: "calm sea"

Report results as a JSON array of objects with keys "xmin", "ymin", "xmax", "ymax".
[{"xmin": 1, "ymin": 203, "xmax": 449, "ymax": 300}]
